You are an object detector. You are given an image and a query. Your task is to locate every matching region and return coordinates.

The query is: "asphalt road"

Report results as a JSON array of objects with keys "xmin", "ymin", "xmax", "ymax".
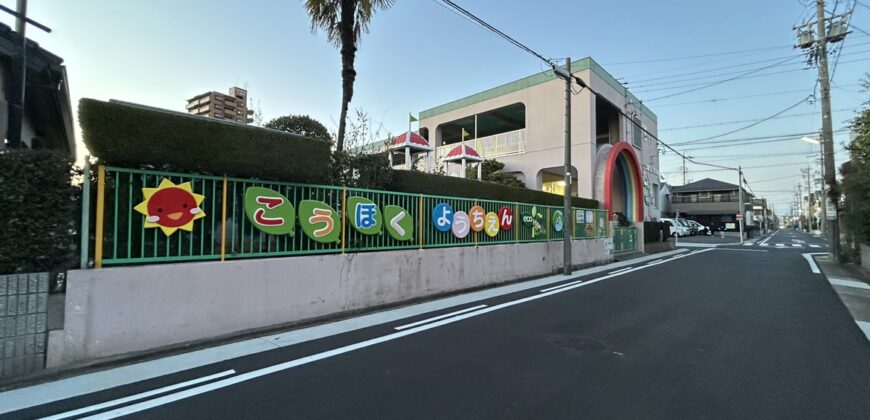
[{"xmin": 6, "ymin": 231, "xmax": 870, "ymax": 419}]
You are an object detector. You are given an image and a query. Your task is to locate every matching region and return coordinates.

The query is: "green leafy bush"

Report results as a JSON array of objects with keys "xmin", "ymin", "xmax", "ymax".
[
  {"xmin": 79, "ymin": 99, "xmax": 331, "ymax": 183},
  {"xmin": 0, "ymin": 149, "xmax": 78, "ymax": 274},
  {"xmin": 643, "ymin": 221, "xmax": 666, "ymax": 243},
  {"xmin": 331, "ymin": 151, "xmax": 394, "ymax": 190},
  {"xmin": 389, "ymin": 170, "xmax": 598, "ymax": 208}
]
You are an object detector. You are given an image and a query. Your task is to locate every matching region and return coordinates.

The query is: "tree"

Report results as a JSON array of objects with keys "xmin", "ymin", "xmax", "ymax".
[
  {"xmin": 842, "ymin": 79, "xmax": 870, "ymax": 243},
  {"xmin": 265, "ymin": 115, "xmax": 332, "ymax": 142},
  {"xmin": 304, "ymin": 0, "xmax": 395, "ymax": 152},
  {"xmin": 466, "ymin": 159, "xmax": 526, "ymax": 188}
]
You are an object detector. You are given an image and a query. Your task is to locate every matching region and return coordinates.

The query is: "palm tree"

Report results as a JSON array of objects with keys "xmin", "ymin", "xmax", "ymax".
[{"xmin": 305, "ymin": 0, "xmax": 395, "ymax": 152}]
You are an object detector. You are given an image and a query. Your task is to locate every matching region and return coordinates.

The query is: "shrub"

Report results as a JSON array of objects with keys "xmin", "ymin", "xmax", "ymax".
[
  {"xmin": 331, "ymin": 151, "xmax": 394, "ymax": 190},
  {"xmin": 389, "ymin": 170, "xmax": 598, "ymax": 208},
  {"xmin": 643, "ymin": 221, "xmax": 666, "ymax": 243},
  {"xmin": 79, "ymin": 99, "xmax": 331, "ymax": 184},
  {"xmin": 265, "ymin": 114, "xmax": 332, "ymax": 142},
  {"xmin": 0, "ymin": 149, "xmax": 78, "ymax": 274}
]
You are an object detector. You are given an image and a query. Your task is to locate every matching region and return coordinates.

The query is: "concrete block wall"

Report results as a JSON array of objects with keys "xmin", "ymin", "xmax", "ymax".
[
  {"xmin": 0, "ymin": 273, "xmax": 49, "ymax": 379},
  {"xmin": 47, "ymin": 239, "xmax": 611, "ymax": 368}
]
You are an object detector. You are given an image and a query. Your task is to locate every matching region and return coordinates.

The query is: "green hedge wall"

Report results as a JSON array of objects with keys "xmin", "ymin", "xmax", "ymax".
[
  {"xmin": 389, "ymin": 171, "xmax": 598, "ymax": 208},
  {"xmin": 79, "ymin": 99, "xmax": 331, "ymax": 183},
  {"xmin": 0, "ymin": 149, "xmax": 78, "ymax": 274}
]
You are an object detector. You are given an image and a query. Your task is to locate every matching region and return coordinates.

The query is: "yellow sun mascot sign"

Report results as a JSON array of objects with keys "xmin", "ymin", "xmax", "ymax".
[{"xmin": 134, "ymin": 179, "xmax": 206, "ymax": 236}]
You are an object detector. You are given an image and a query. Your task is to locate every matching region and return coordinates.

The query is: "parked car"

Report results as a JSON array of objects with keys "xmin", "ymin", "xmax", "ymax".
[
  {"xmin": 660, "ymin": 218, "xmax": 690, "ymax": 237},
  {"xmin": 687, "ymin": 220, "xmax": 711, "ymax": 235},
  {"xmin": 676, "ymin": 218, "xmax": 698, "ymax": 236}
]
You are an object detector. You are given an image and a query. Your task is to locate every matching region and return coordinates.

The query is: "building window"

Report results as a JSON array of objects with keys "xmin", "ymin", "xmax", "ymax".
[
  {"xmin": 653, "ymin": 183, "xmax": 660, "ymax": 208},
  {"xmin": 215, "ymin": 112, "xmax": 223, "ymax": 118},
  {"xmin": 632, "ymin": 114, "xmax": 642, "ymax": 148}
]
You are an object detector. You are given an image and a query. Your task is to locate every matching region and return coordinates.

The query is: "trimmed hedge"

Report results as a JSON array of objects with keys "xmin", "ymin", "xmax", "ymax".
[
  {"xmin": 389, "ymin": 170, "xmax": 598, "ymax": 208},
  {"xmin": 79, "ymin": 99, "xmax": 331, "ymax": 184},
  {"xmin": 0, "ymin": 149, "xmax": 78, "ymax": 274},
  {"xmin": 644, "ymin": 221, "xmax": 667, "ymax": 243}
]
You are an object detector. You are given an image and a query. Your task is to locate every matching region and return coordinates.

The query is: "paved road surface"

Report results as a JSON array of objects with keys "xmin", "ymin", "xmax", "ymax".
[{"xmin": 4, "ymin": 231, "xmax": 869, "ymax": 419}]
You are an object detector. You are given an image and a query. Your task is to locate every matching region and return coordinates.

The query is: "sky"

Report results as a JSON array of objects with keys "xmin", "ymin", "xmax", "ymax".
[{"xmin": 6, "ymin": 0, "xmax": 869, "ymax": 215}]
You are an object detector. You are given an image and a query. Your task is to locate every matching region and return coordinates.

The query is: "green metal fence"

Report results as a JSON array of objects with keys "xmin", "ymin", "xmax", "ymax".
[
  {"xmin": 88, "ymin": 166, "xmax": 610, "ymax": 267},
  {"xmin": 612, "ymin": 227, "xmax": 638, "ymax": 254}
]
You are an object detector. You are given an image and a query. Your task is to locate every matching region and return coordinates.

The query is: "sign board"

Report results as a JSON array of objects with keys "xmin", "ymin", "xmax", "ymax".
[
  {"xmin": 826, "ymin": 198, "xmax": 837, "ymax": 220},
  {"xmin": 736, "ymin": 213, "xmax": 743, "ymax": 220},
  {"xmin": 725, "ymin": 222, "xmax": 736, "ymax": 230}
]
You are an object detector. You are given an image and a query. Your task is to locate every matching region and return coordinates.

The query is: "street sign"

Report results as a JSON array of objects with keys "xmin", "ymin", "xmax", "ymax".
[
  {"xmin": 826, "ymin": 198, "xmax": 837, "ymax": 220},
  {"xmin": 736, "ymin": 213, "xmax": 743, "ymax": 220}
]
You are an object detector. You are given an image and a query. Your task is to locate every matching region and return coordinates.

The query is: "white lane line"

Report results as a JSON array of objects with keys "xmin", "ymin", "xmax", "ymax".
[
  {"xmin": 802, "ymin": 252, "xmax": 828, "ymax": 274},
  {"xmin": 742, "ymin": 243, "xmax": 752, "ymax": 246},
  {"xmin": 857, "ymin": 321, "xmax": 870, "ymax": 341},
  {"xmin": 776, "ymin": 243, "xmax": 785, "ymax": 247},
  {"xmin": 607, "ymin": 267, "xmax": 634, "ymax": 275},
  {"xmin": 714, "ymin": 248, "xmax": 768, "ymax": 252},
  {"xmin": 645, "ymin": 259, "xmax": 663, "ymax": 265},
  {"xmin": 760, "ymin": 243, "xmax": 769, "ymax": 247},
  {"xmin": 792, "ymin": 244, "xmax": 803, "ymax": 248},
  {"xmin": 828, "ymin": 278, "xmax": 870, "ymax": 290},
  {"xmin": 394, "ymin": 305, "xmax": 487, "ymax": 331},
  {"xmin": 41, "ymin": 370, "xmax": 235, "ymax": 420},
  {"xmin": 809, "ymin": 244, "xmax": 821, "ymax": 248}
]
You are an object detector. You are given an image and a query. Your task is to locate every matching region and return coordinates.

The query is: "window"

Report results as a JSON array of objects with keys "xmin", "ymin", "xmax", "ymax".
[
  {"xmin": 653, "ymin": 183, "xmax": 660, "ymax": 208},
  {"xmin": 632, "ymin": 114, "xmax": 642, "ymax": 148},
  {"xmin": 215, "ymin": 112, "xmax": 223, "ymax": 118}
]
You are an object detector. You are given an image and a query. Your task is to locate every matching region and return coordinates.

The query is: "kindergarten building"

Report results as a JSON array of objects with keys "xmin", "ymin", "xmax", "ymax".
[{"xmin": 402, "ymin": 57, "xmax": 662, "ymax": 222}]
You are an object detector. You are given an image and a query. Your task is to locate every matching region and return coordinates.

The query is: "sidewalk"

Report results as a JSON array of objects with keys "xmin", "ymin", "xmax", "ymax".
[{"xmin": 815, "ymin": 254, "xmax": 870, "ymax": 341}]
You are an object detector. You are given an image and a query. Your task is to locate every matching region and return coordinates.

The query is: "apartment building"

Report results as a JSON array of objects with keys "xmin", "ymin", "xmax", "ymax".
[
  {"xmin": 412, "ymin": 57, "xmax": 662, "ymax": 222},
  {"xmin": 186, "ymin": 86, "xmax": 253, "ymax": 124}
]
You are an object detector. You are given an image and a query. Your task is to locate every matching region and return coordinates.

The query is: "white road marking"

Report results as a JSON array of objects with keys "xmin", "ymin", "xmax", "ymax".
[
  {"xmin": 41, "ymin": 370, "xmax": 236, "ymax": 420},
  {"xmin": 792, "ymin": 244, "xmax": 803, "ymax": 248},
  {"xmin": 394, "ymin": 305, "xmax": 487, "ymax": 330},
  {"xmin": 828, "ymin": 278, "xmax": 870, "ymax": 290},
  {"xmin": 0, "ymin": 248, "xmax": 689, "ymax": 415},
  {"xmin": 607, "ymin": 267, "xmax": 634, "ymax": 275},
  {"xmin": 84, "ymin": 248, "xmax": 719, "ymax": 419},
  {"xmin": 809, "ymin": 244, "xmax": 821, "ymax": 248},
  {"xmin": 714, "ymin": 248, "xmax": 768, "ymax": 252},
  {"xmin": 760, "ymin": 243, "xmax": 769, "ymax": 247},
  {"xmin": 645, "ymin": 259, "xmax": 664, "ymax": 265},
  {"xmin": 802, "ymin": 252, "xmax": 828, "ymax": 274},
  {"xmin": 742, "ymin": 243, "xmax": 752, "ymax": 246},
  {"xmin": 776, "ymin": 243, "xmax": 785, "ymax": 247},
  {"xmin": 857, "ymin": 321, "xmax": 870, "ymax": 341}
]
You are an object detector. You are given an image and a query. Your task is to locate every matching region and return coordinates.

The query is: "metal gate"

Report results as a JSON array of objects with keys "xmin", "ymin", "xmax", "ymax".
[{"xmin": 613, "ymin": 227, "xmax": 637, "ymax": 253}]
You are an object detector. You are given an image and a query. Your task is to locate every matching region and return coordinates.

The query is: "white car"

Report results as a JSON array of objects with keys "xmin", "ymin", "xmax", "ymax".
[
  {"xmin": 661, "ymin": 218, "xmax": 690, "ymax": 237},
  {"xmin": 687, "ymin": 220, "xmax": 711, "ymax": 235}
]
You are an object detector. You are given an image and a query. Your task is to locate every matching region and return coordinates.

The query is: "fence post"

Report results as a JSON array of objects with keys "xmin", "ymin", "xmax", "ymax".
[
  {"xmin": 94, "ymin": 165, "xmax": 106, "ymax": 268},
  {"xmin": 341, "ymin": 187, "xmax": 347, "ymax": 253},
  {"xmin": 546, "ymin": 207, "xmax": 551, "ymax": 242},
  {"xmin": 515, "ymin": 202, "xmax": 519, "ymax": 243},
  {"xmin": 220, "ymin": 176, "xmax": 228, "ymax": 262},
  {"xmin": 418, "ymin": 194, "xmax": 423, "ymax": 249},
  {"xmin": 79, "ymin": 157, "xmax": 91, "ymax": 269}
]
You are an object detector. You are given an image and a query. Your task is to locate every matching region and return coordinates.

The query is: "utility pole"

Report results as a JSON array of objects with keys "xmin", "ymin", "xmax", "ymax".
[
  {"xmin": 6, "ymin": 0, "xmax": 27, "ymax": 148},
  {"xmin": 815, "ymin": 0, "xmax": 840, "ymax": 257},
  {"xmin": 738, "ymin": 166, "xmax": 744, "ymax": 244},
  {"xmin": 797, "ymin": 184, "xmax": 804, "ymax": 231},
  {"xmin": 562, "ymin": 58, "xmax": 572, "ymax": 275},
  {"xmin": 803, "ymin": 166, "xmax": 813, "ymax": 231}
]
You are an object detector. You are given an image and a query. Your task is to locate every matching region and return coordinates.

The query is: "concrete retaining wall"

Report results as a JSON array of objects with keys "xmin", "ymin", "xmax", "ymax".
[{"xmin": 47, "ymin": 239, "xmax": 611, "ymax": 368}]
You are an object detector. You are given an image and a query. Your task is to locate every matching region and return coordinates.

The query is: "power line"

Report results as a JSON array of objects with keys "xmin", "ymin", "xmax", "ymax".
[
  {"xmin": 653, "ymin": 89, "xmax": 819, "ymax": 108},
  {"xmin": 643, "ymin": 55, "xmax": 803, "ymax": 101},
  {"xmin": 630, "ymin": 44, "xmax": 870, "ymax": 90},
  {"xmin": 660, "ymin": 107, "xmax": 854, "ymax": 131},
  {"xmin": 602, "ymin": 44, "xmax": 792, "ymax": 66},
  {"xmin": 671, "ymin": 96, "xmax": 813, "ymax": 145}
]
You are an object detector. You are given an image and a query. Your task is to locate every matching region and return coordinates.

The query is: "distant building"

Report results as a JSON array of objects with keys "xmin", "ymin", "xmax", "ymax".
[
  {"xmin": 186, "ymin": 86, "xmax": 253, "ymax": 124},
  {"xmin": 667, "ymin": 178, "xmax": 755, "ymax": 231},
  {"xmin": 0, "ymin": 22, "xmax": 75, "ymax": 155},
  {"xmin": 409, "ymin": 57, "xmax": 662, "ymax": 221}
]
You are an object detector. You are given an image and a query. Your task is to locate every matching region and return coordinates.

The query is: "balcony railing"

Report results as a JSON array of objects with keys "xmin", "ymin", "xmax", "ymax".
[{"xmin": 436, "ymin": 128, "xmax": 526, "ymax": 162}]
